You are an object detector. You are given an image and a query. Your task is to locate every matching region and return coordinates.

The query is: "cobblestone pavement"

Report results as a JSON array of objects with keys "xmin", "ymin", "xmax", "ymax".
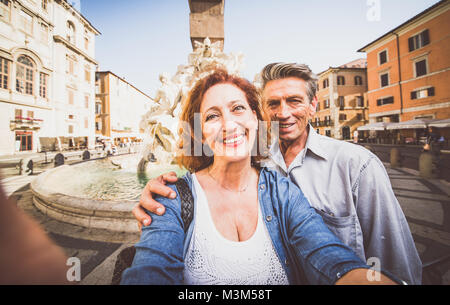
[{"xmin": 2, "ymin": 162, "xmax": 450, "ymax": 285}]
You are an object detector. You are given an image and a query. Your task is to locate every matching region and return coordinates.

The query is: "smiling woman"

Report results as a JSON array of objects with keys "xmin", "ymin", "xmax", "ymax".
[{"xmin": 120, "ymin": 69, "xmax": 398, "ymax": 285}]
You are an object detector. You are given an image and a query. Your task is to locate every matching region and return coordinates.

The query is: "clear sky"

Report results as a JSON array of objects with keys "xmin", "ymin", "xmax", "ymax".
[{"xmin": 80, "ymin": 0, "xmax": 440, "ymax": 97}]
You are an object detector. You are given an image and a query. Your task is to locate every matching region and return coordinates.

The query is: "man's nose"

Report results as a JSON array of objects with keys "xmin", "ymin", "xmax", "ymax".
[{"xmin": 276, "ymin": 101, "xmax": 290, "ymax": 120}]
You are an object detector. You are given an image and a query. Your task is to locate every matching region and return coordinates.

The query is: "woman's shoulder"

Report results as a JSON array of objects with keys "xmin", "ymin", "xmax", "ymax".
[{"xmin": 260, "ymin": 167, "xmax": 306, "ymax": 201}]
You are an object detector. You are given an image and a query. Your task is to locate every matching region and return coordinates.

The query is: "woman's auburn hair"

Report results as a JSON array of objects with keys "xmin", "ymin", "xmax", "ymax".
[{"xmin": 176, "ymin": 69, "xmax": 271, "ymax": 172}]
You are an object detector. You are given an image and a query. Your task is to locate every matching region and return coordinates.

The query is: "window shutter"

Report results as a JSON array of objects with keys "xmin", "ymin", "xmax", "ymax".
[
  {"xmin": 422, "ymin": 29, "xmax": 430, "ymax": 46},
  {"xmin": 377, "ymin": 99, "xmax": 381, "ymax": 106},
  {"xmin": 427, "ymin": 87, "xmax": 435, "ymax": 96},
  {"xmin": 408, "ymin": 37, "xmax": 414, "ymax": 52},
  {"xmin": 411, "ymin": 91, "xmax": 417, "ymax": 100}
]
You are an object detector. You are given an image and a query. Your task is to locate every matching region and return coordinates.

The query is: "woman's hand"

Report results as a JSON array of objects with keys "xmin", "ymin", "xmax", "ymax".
[{"xmin": 132, "ymin": 171, "xmax": 179, "ymax": 230}]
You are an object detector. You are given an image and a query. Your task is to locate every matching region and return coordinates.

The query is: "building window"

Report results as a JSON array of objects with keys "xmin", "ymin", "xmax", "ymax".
[
  {"xmin": 40, "ymin": 23, "xmax": 48, "ymax": 43},
  {"xmin": 85, "ymin": 95, "xmax": 89, "ymax": 108},
  {"xmin": 337, "ymin": 76, "xmax": 345, "ymax": 86},
  {"xmin": 339, "ymin": 96, "xmax": 345, "ymax": 110},
  {"xmin": 325, "ymin": 130, "xmax": 331, "ymax": 137},
  {"xmin": 84, "ymin": 117, "xmax": 88, "ymax": 129},
  {"xmin": 411, "ymin": 87, "xmax": 434, "ymax": 100},
  {"xmin": 84, "ymin": 37, "xmax": 89, "ymax": 50},
  {"xmin": 95, "ymin": 102, "xmax": 102, "ymax": 114},
  {"xmin": 322, "ymin": 78, "xmax": 329, "ymax": 89},
  {"xmin": 95, "ymin": 121, "xmax": 102, "ymax": 131},
  {"xmin": 68, "ymin": 114, "xmax": 74, "ymax": 120},
  {"xmin": 316, "ymin": 101, "xmax": 320, "ymax": 111},
  {"xmin": 0, "ymin": 0, "xmax": 11, "ymax": 23},
  {"xmin": 27, "ymin": 111, "xmax": 34, "ymax": 120},
  {"xmin": 356, "ymin": 96, "xmax": 364, "ymax": 107},
  {"xmin": 66, "ymin": 55, "xmax": 76, "ymax": 75},
  {"xmin": 324, "ymin": 99, "xmax": 330, "ymax": 109},
  {"xmin": 380, "ymin": 73, "xmax": 389, "ymax": 87},
  {"xmin": 19, "ymin": 10, "xmax": 33, "ymax": 35},
  {"xmin": 378, "ymin": 50, "xmax": 388, "ymax": 65},
  {"xmin": 39, "ymin": 73, "xmax": 48, "ymax": 98},
  {"xmin": 356, "ymin": 113, "xmax": 362, "ymax": 121},
  {"xmin": 0, "ymin": 57, "xmax": 9, "ymax": 89},
  {"xmin": 67, "ymin": 21, "xmax": 76, "ymax": 44},
  {"xmin": 68, "ymin": 90, "xmax": 74, "ymax": 105},
  {"xmin": 354, "ymin": 76, "xmax": 363, "ymax": 86},
  {"xmin": 376, "ymin": 96, "xmax": 394, "ymax": 106},
  {"xmin": 16, "ymin": 131, "xmax": 33, "ymax": 151},
  {"xmin": 84, "ymin": 67, "xmax": 90, "ymax": 82},
  {"xmin": 41, "ymin": 0, "xmax": 48, "ymax": 11},
  {"xmin": 16, "ymin": 56, "xmax": 34, "ymax": 95},
  {"xmin": 408, "ymin": 29, "xmax": 429, "ymax": 52},
  {"xmin": 339, "ymin": 114, "xmax": 347, "ymax": 121},
  {"xmin": 68, "ymin": 125, "xmax": 74, "ymax": 134},
  {"xmin": 414, "ymin": 59, "xmax": 427, "ymax": 77}
]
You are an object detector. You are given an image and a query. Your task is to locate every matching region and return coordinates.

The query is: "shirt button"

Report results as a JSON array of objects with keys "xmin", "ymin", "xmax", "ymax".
[
  {"xmin": 260, "ymin": 184, "xmax": 265, "ymax": 190},
  {"xmin": 266, "ymin": 215, "xmax": 272, "ymax": 222}
]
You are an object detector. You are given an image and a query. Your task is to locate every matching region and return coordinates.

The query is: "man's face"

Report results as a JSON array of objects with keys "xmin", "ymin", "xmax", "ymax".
[{"xmin": 262, "ymin": 77, "xmax": 317, "ymax": 143}]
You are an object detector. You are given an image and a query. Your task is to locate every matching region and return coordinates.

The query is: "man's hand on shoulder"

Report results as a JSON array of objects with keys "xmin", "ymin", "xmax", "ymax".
[{"xmin": 133, "ymin": 171, "xmax": 178, "ymax": 230}]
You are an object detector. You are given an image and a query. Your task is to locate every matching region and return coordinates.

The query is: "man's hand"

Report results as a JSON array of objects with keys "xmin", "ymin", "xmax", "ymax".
[{"xmin": 133, "ymin": 171, "xmax": 178, "ymax": 230}]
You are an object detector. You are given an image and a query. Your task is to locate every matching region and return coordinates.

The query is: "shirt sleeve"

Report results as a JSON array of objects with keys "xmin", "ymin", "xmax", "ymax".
[
  {"xmin": 285, "ymin": 182, "xmax": 370, "ymax": 284},
  {"xmin": 120, "ymin": 184, "xmax": 185, "ymax": 285},
  {"xmin": 353, "ymin": 154, "xmax": 422, "ymax": 285}
]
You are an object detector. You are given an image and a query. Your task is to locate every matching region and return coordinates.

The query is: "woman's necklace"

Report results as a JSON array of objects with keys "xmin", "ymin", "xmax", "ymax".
[{"xmin": 207, "ymin": 168, "xmax": 249, "ymax": 193}]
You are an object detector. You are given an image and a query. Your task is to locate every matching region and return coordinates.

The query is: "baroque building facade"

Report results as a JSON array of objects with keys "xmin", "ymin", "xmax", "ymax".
[
  {"xmin": 313, "ymin": 59, "xmax": 369, "ymax": 140},
  {"xmin": 358, "ymin": 0, "xmax": 450, "ymax": 141},
  {"xmin": 95, "ymin": 71, "xmax": 151, "ymax": 145},
  {"xmin": 0, "ymin": 0, "xmax": 99, "ymax": 155}
]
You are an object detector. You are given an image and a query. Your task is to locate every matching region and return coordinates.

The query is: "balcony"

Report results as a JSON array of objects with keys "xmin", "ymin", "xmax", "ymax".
[{"xmin": 10, "ymin": 117, "xmax": 43, "ymax": 131}]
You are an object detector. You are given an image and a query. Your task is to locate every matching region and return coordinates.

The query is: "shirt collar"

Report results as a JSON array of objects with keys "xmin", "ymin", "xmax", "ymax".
[{"xmin": 269, "ymin": 125, "xmax": 329, "ymax": 171}]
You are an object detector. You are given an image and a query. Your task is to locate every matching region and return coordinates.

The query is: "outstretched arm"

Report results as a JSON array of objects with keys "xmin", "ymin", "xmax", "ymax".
[
  {"xmin": 285, "ymin": 182, "xmax": 398, "ymax": 285},
  {"xmin": 122, "ymin": 184, "xmax": 185, "ymax": 285}
]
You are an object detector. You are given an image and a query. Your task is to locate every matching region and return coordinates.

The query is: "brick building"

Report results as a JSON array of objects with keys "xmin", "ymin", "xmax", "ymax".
[
  {"xmin": 313, "ymin": 58, "xmax": 369, "ymax": 140},
  {"xmin": 358, "ymin": 0, "xmax": 450, "ymax": 142}
]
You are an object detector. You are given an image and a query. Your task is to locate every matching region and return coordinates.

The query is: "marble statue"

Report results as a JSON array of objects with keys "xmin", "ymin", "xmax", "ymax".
[{"xmin": 137, "ymin": 38, "xmax": 245, "ymax": 171}]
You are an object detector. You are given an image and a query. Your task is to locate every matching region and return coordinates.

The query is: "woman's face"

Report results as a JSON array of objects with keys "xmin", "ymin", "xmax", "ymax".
[{"xmin": 200, "ymin": 83, "xmax": 258, "ymax": 162}]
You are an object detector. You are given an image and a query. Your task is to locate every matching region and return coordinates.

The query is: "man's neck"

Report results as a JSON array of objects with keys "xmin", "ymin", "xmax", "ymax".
[{"xmin": 279, "ymin": 127, "xmax": 310, "ymax": 169}]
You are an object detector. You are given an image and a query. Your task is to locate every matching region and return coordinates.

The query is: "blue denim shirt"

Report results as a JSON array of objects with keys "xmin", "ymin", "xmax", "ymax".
[{"xmin": 121, "ymin": 168, "xmax": 373, "ymax": 285}]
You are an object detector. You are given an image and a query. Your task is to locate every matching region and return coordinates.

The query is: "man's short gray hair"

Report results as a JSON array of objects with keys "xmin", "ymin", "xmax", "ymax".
[{"xmin": 261, "ymin": 63, "xmax": 318, "ymax": 103}]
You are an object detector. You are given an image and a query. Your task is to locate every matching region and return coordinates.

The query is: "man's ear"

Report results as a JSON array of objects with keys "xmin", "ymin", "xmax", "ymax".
[{"xmin": 309, "ymin": 96, "xmax": 318, "ymax": 117}]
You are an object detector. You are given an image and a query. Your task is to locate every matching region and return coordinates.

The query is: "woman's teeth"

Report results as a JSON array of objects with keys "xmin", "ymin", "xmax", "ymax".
[
  {"xmin": 223, "ymin": 134, "xmax": 244, "ymax": 144},
  {"xmin": 280, "ymin": 123, "xmax": 294, "ymax": 128}
]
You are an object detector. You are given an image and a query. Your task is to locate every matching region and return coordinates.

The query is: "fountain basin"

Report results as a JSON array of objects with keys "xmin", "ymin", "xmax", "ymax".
[{"xmin": 31, "ymin": 156, "xmax": 186, "ymax": 233}]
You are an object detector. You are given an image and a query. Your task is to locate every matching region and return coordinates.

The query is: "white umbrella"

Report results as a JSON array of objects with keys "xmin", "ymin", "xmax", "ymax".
[
  {"xmin": 429, "ymin": 118, "xmax": 450, "ymax": 128},
  {"xmin": 357, "ymin": 122, "xmax": 393, "ymax": 131},
  {"xmin": 386, "ymin": 118, "xmax": 436, "ymax": 130}
]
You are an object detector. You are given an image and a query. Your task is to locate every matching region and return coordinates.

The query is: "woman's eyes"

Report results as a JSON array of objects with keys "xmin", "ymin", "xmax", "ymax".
[
  {"xmin": 205, "ymin": 113, "xmax": 218, "ymax": 121},
  {"xmin": 233, "ymin": 105, "xmax": 246, "ymax": 111},
  {"xmin": 204, "ymin": 105, "xmax": 247, "ymax": 121}
]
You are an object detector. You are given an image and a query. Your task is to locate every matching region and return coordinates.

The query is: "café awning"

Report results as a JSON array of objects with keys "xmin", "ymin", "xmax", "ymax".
[
  {"xmin": 357, "ymin": 122, "xmax": 394, "ymax": 131},
  {"xmin": 386, "ymin": 118, "xmax": 436, "ymax": 130},
  {"xmin": 429, "ymin": 118, "xmax": 450, "ymax": 128}
]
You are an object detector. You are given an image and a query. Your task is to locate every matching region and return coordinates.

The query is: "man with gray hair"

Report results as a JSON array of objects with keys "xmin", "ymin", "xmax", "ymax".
[{"xmin": 133, "ymin": 62, "xmax": 422, "ymax": 284}]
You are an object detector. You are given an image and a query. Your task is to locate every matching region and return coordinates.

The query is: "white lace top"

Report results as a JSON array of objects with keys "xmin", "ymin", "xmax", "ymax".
[{"xmin": 183, "ymin": 174, "xmax": 289, "ymax": 285}]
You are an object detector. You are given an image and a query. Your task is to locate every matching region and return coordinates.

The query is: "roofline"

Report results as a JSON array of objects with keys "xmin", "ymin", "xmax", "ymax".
[
  {"xmin": 357, "ymin": 0, "xmax": 446, "ymax": 52},
  {"xmin": 97, "ymin": 71, "xmax": 153, "ymax": 100},
  {"xmin": 58, "ymin": 0, "xmax": 101, "ymax": 35},
  {"xmin": 317, "ymin": 66, "xmax": 367, "ymax": 76}
]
